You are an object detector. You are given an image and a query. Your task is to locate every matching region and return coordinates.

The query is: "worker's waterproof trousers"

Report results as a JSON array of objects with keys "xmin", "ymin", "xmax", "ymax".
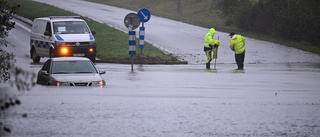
[
  {"xmin": 205, "ymin": 50, "xmax": 212, "ymax": 69},
  {"xmin": 205, "ymin": 50, "xmax": 212, "ymax": 64},
  {"xmin": 204, "ymin": 46, "xmax": 213, "ymax": 69},
  {"xmin": 235, "ymin": 50, "xmax": 245, "ymax": 70}
]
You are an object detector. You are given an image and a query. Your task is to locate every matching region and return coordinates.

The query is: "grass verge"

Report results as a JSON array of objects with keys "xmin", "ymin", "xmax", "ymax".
[{"xmin": 9, "ymin": 0, "xmax": 182, "ymax": 64}]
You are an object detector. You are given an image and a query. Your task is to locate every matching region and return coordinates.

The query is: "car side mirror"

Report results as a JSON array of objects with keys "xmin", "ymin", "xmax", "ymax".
[
  {"xmin": 44, "ymin": 31, "xmax": 52, "ymax": 37},
  {"xmin": 91, "ymin": 30, "xmax": 96, "ymax": 35},
  {"xmin": 98, "ymin": 70, "xmax": 106, "ymax": 75},
  {"xmin": 40, "ymin": 70, "xmax": 49, "ymax": 75}
]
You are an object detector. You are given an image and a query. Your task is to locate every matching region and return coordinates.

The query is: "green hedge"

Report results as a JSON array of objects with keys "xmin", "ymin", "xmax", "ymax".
[{"xmin": 217, "ymin": 0, "xmax": 320, "ymax": 46}]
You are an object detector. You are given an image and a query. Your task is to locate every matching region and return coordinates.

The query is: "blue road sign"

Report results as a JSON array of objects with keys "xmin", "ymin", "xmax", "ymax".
[{"xmin": 137, "ymin": 8, "xmax": 151, "ymax": 23}]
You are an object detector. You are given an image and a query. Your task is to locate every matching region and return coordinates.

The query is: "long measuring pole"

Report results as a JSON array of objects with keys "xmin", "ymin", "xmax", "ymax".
[{"xmin": 214, "ymin": 36, "xmax": 219, "ymax": 70}]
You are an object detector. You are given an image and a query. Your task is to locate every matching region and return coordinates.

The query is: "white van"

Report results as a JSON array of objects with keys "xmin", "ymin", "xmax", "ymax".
[{"xmin": 30, "ymin": 16, "xmax": 96, "ymax": 63}]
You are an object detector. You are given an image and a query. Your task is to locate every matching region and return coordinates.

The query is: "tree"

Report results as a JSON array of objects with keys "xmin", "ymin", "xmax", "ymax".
[
  {"xmin": 1, "ymin": 0, "xmax": 35, "ymax": 135},
  {"xmin": 0, "ymin": 0, "xmax": 19, "ymax": 46},
  {"xmin": 216, "ymin": 0, "xmax": 320, "ymax": 46},
  {"xmin": 0, "ymin": 0, "xmax": 19, "ymax": 85}
]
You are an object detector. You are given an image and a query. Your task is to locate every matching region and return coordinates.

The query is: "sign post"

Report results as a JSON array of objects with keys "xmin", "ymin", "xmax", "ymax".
[
  {"xmin": 124, "ymin": 13, "xmax": 140, "ymax": 71},
  {"xmin": 137, "ymin": 8, "xmax": 151, "ymax": 54}
]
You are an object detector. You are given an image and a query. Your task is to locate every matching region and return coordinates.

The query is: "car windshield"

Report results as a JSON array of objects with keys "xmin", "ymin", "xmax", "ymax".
[
  {"xmin": 51, "ymin": 61, "xmax": 97, "ymax": 74},
  {"xmin": 53, "ymin": 21, "xmax": 90, "ymax": 34}
]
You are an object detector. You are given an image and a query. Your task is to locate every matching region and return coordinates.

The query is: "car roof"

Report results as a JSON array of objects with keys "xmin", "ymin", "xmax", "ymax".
[{"xmin": 50, "ymin": 57, "xmax": 91, "ymax": 62}]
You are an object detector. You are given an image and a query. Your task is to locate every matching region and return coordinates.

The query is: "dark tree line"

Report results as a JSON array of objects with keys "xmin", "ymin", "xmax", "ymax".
[{"xmin": 217, "ymin": 0, "xmax": 320, "ymax": 46}]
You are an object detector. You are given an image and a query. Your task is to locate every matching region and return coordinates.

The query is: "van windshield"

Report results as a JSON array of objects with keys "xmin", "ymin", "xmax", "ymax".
[{"xmin": 53, "ymin": 21, "xmax": 90, "ymax": 34}]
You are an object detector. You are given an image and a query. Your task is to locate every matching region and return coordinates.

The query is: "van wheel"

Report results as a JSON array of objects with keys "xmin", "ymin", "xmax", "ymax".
[
  {"xmin": 31, "ymin": 49, "xmax": 40, "ymax": 63},
  {"xmin": 49, "ymin": 48, "xmax": 55, "ymax": 58}
]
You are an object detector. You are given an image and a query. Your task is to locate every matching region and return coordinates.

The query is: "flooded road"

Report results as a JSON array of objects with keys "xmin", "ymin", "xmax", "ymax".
[{"xmin": 4, "ymin": 63, "xmax": 320, "ymax": 137}]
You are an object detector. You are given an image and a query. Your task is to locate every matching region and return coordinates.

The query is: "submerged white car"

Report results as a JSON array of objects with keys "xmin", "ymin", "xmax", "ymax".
[{"xmin": 36, "ymin": 57, "xmax": 106, "ymax": 87}]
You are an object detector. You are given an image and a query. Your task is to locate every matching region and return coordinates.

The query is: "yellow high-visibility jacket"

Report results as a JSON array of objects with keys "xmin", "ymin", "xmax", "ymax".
[
  {"xmin": 230, "ymin": 34, "xmax": 246, "ymax": 54},
  {"xmin": 204, "ymin": 28, "xmax": 216, "ymax": 48}
]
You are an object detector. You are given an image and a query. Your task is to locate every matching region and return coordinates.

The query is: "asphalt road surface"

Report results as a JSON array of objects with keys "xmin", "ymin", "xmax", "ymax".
[{"xmin": 1, "ymin": 2, "xmax": 320, "ymax": 137}]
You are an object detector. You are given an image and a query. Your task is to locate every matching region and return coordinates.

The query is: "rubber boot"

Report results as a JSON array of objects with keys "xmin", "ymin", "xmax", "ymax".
[
  {"xmin": 237, "ymin": 63, "xmax": 244, "ymax": 70},
  {"xmin": 206, "ymin": 63, "xmax": 210, "ymax": 69}
]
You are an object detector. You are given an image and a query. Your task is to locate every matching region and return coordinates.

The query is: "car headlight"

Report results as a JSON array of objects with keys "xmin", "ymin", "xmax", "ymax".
[
  {"xmin": 92, "ymin": 80, "xmax": 105, "ymax": 87},
  {"xmin": 99, "ymin": 80, "xmax": 105, "ymax": 86},
  {"xmin": 56, "ymin": 81, "xmax": 69, "ymax": 86}
]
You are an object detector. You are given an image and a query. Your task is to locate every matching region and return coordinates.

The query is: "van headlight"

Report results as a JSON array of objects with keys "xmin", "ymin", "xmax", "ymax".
[
  {"xmin": 89, "ymin": 41, "xmax": 95, "ymax": 46},
  {"xmin": 56, "ymin": 41, "xmax": 65, "ymax": 46}
]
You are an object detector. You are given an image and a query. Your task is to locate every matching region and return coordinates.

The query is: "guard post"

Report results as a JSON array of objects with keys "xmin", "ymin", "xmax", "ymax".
[
  {"xmin": 128, "ymin": 31, "xmax": 136, "ymax": 71},
  {"xmin": 139, "ymin": 27, "xmax": 145, "ymax": 54}
]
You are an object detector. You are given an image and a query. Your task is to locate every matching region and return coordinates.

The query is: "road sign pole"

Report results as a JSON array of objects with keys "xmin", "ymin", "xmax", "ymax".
[
  {"xmin": 131, "ymin": 55, "xmax": 134, "ymax": 72},
  {"xmin": 124, "ymin": 13, "xmax": 140, "ymax": 72}
]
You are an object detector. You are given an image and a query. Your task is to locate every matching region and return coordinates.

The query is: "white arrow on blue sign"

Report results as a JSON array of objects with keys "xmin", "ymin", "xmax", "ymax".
[{"xmin": 137, "ymin": 8, "xmax": 151, "ymax": 23}]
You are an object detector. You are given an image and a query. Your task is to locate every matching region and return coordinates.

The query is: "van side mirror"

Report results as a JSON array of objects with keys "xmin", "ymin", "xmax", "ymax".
[
  {"xmin": 91, "ymin": 30, "xmax": 96, "ymax": 35},
  {"xmin": 44, "ymin": 31, "xmax": 52, "ymax": 37}
]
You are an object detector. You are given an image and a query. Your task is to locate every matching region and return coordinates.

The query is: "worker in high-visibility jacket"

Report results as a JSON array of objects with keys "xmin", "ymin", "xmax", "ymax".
[
  {"xmin": 204, "ymin": 28, "xmax": 220, "ymax": 69},
  {"xmin": 229, "ymin": 32, "xmax": 246, "ymax": 70}
]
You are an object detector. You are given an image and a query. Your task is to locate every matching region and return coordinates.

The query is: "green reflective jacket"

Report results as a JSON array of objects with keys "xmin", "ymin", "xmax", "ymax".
[{"xmin": 230, "ymin": 34, "xmax": 246, "ymax": 54}]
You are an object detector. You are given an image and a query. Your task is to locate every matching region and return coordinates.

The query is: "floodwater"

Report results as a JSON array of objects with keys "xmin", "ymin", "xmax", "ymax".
[{"xmin": 4, "ymin": 63, "xmax": 320, "ymax": 137}]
